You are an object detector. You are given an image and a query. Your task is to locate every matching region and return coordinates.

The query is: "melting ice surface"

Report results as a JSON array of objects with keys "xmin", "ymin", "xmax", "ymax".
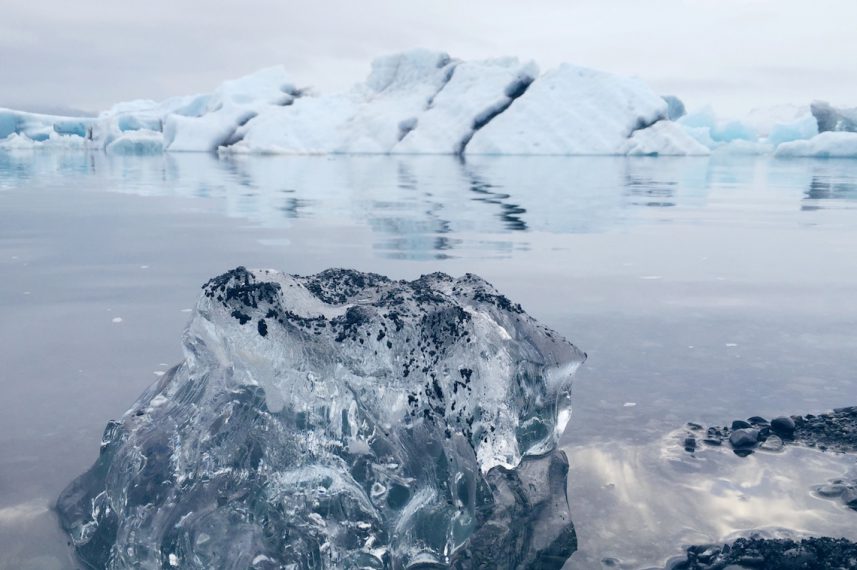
[{"xmin": 57, "ymin": 267, "xmax": 585, "ymax": 569}]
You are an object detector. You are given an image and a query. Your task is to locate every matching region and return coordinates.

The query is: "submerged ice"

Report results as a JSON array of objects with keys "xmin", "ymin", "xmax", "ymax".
[{"xmin": 56, "ymin": 267, "xmax": 585, "ymax": 569}]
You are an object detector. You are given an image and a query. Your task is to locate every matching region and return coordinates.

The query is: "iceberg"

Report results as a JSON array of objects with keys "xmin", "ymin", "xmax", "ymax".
[
  {"xmin": 227, "ymin": 50, "xmax": 461, "ymax": 155},
  {"xmin": 0, "ymin": 50, "xmax": 711, "ymax": 156},
  {"xmin": 811, "ymin": 101, "xmax": 857, "ymax": 134},
  {"xmin": 106, "ymin": 130, "xmax": 164, "ymax": 155},
  {"xmin": 743, "ymin": 104, "xmax": 810, "ymax": 137},
  {"xmin": 619, "ymin": 120, "xmax": 711, "ymax": 156},
  {"xmin": 678, "ymin": 107, "xmax": 757, "ymax": 147},
  {"xmin": 767, "ymin": 114, "xmax": 818, "ymax": 147},
  {"xmin": 463, "ymin": 64, "xmax": 669, "ymax": 155},
  {"xmin": 662, "ymin": 95, "xmax": 687, "ymax": 121},
  {"xmin": 56, "ymin": 267, "xmax": 585, "ymax": 569},
  {"xmin": 0, "ymin": 131, "xmax": 89, "ymax": 151},
  {"xmin": 4, "ymin": 50, "xmax": 853, "ymax": 158},
  {"xmin": 391, "ymin": 58, "xmax": 539, "ymax": 155},
  {"xmin": 774, "ymin": 131, "xmax": 857, "ymax": 158},
  {"xmin": 0, "ymin": 108, "xmax": 95, "ymax": 143},
  {"xmin": 164, "ymin": 66, "xmax": 300, "ymax": 152}
]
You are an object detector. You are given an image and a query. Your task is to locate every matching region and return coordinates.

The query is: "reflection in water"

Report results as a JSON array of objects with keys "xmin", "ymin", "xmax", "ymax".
[
  {"xmin": 566, "ymin": 439, "xmax": 857, "ymax": 569},
  {"xmin": 624, "ymin": 174, "xmax": 676, "ymax": 208},
  {"xmin": 2, "ymin": 151, "xmax": 856, "ymax": 260},
  {"xmin": 465, "ymin": 168, "xmax": 529, "ymax": 231},
  {"xmin": 803, "ymin": 167, "xmax": 857, "ymax": 211}
]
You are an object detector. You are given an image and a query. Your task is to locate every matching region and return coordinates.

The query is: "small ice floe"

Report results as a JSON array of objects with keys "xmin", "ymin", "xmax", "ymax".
[
  {"xmin": 140, "ymin": 265, "xmax": 149, "ymax": 269},
  {"xmin": 623, "ymin": 402, "xmax": 637, "ymax": 408},
  {"xmin": 640, "ymin": 275, "xmax": 662, "ymax": 280},
  {"xmin": 153, "ymin": 371, "xmax": 166, "ymax": 377},
  {"xmin": 725, "ymin": 343, "xmax": 738, "ymax": 347},
  {"xmin": 180, "ymin": 308, "xmax": 192, "ymax": 313},
  {"xmin": 111, "ymin": 317, "xmax": 123, "ymax": 324}
]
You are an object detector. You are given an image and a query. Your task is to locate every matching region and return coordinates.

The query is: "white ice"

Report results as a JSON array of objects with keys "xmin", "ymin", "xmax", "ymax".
[
  {"xmin": 0, "ymin": 51, "xmax": 853, "ymax": 158},
  {"xmin": 620, "ymin": 121, "xmax": 711, "ymax": 156},
  {"xmin": 464, "ymin": 64, "xmax": 669, "ymax": 155},
  {"xmin": 774, "ymin": 131, "xmax": 857, "ymax": 158}
]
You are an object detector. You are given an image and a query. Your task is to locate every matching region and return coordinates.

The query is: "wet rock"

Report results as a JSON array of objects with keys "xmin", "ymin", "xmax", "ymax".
[
  {"xmin": 684, "ymin": 406, "xmax": 857, "ymax": 455},
  {"xmin": 668, "ymin": 536, "xmax": 857, "ymax": 569},
  {"xmin": 842, "ymin": 488, "xmax": 857, "ymax": 510},
  {"xmin": 771, "ymin": 416, "xmax": 796, "ymax": 439},
  {"xmin": 684, "ymin": 437, "xmax": 697, "ymax": 453},
  {"xmin": 816, "ymin": 484, "xmax": 846, "ymax": 497},
  {"xmin": 813, "ymin": 479, "xmax": 857, "ymax": 511},
  {"xmin": 729, "ymin": 428, "xmax": 759, "ymax": 449}
]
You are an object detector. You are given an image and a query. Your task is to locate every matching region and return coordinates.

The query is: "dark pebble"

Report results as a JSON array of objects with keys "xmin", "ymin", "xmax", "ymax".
[
  {"xmin": 684, "ymin": 437, "xmax": 697, "ymax": 452},
  {"xmin": 673, "ymin": 536, "xmax": 857, "ymax": 569},
  {"xmin": 771, "ymin": 416, "xmax": 795, "ymax": 438},
  {"xmin": 729, "ymin": 428, "xmax": 759, "ymax": 449},
  {"xmin": 731, "ymin": 420, "xmax": 752, "ymax": 431},
  {"xmin": 816, "ymin": 484, "xmax": 845, "ymax": 498},
  {"xmin": 842, "ymin": 488, "xmax": 857, "ymax": 509}
]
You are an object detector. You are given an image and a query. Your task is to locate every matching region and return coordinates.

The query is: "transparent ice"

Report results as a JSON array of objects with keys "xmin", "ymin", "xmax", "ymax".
[{"xmin": 57, "ymin": 267, "xmax": 585, "ymax": 569}]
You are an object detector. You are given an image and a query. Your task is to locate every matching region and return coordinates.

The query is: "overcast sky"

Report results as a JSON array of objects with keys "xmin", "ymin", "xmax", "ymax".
[{"xmin": 2, "ymin": 0, "xmax": 856, "ymax": 117}]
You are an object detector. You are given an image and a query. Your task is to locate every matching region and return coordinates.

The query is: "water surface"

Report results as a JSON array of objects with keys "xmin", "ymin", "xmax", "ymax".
[{"xmin": 1, "ymin": 152, "xmax": 856, "ymax": 569}]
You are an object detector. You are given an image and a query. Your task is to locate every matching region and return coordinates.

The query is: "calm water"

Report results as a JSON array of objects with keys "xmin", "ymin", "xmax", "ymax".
[{"xmin": 1, "ymin": 151, "xmax": 856, "ymax": 569}]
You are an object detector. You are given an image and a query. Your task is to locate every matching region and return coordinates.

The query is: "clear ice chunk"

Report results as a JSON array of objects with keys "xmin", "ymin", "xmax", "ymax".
[{"xmin": 57, "ymin": 267, "xmax": 585, "ymax": 569}]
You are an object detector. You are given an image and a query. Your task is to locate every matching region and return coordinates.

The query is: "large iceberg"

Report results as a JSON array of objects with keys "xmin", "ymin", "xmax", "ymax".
[
  {"xmin": 463, "ymin": 64, "xmax": 669, "ymax": 155},
  {"xmin": 56, "ymin": 267, "xmax": 585, "ymax": 569},
  {"xmin": 226, "ymin": 53, "xmax": 674, "ymax": 156},
  {"xmin": 163, "ymin": 66, "xmax": 300, "ymax": 152},
  {"xmin": 0, "ymin": 50, "xmax": 704, "ymax": 156},
  {"xmin": 5, "ymin": 49, "xmax": 853, "ymax": 158}
]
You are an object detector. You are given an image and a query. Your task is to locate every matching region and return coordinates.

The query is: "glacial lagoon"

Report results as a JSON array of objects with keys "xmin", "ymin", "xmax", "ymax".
[{"xmin": 1, "ymin": 152, "xmax": 857, "ymax": 568}]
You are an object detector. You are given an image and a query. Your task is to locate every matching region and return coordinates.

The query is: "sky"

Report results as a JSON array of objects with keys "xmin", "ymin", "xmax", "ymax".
[{"xmin": 2, "ymin": 0, "xmax": 856, "ymax": 117}]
